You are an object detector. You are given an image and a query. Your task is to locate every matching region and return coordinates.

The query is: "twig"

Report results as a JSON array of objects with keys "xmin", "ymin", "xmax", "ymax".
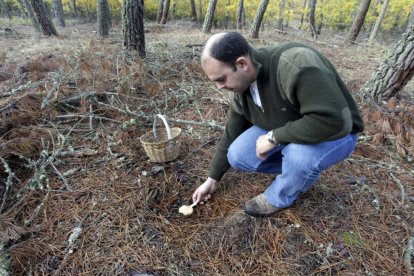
[
  {"xmin": 50, "ymin": 163, "xmax": 71, "ymax": 191},
  {"xmin": 0, "ymin": 156, "xmax": 20, "ymax": 213},
  {"xmin": 389, "ymin": 173, "xmax": 406, "ymax": 205},
  {"xmin": 405, "ymin": 235, "xmax": 414, "ymax": 273}
]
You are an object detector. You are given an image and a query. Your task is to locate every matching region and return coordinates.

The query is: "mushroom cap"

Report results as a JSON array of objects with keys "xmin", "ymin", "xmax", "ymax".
[{"xmin": 179, "ymin": 205, "xmax": 194, "ymax": 216}]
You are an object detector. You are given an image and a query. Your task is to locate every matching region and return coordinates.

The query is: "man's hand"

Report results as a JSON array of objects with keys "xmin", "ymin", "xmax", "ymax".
[
  {"xmin": 256, "ymin": 134, "xmax": 276, "ymax": 160},
  {"xmin": 192, "ymin": 177, "xmax": 218, "ymax": 204}
]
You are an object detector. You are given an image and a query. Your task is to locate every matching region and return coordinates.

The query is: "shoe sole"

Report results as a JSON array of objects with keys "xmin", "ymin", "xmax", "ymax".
[{"xmin": 244, "ymin": 208, "xmax": 282, "ymax": 218}]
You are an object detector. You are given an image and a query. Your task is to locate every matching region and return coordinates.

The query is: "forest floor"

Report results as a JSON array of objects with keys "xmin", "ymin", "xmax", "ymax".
[{"xmin": 0, "ymin": 20, "xmax": 414, "ymax": 275}]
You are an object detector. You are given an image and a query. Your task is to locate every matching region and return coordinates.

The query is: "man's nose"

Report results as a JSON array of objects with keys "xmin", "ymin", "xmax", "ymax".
[{"xmin": 216, "ymin": 83, "xmax": 226, "ymax": 89}]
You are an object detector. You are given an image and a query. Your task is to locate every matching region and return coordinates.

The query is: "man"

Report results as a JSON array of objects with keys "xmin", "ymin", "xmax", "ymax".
[{"xmin": 192, "ymin": 32, "xmax": 364, "ymax": 217}]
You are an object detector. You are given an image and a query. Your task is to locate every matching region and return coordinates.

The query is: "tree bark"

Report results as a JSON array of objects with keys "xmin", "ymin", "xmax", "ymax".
[
  {"xmin": 52, "ymin": 0, "xmax": 65, "ymax": 27},
  {"xmin": 236, "ymin": 0, "xmax": 244, "ymax": 30},
  {"xmin": 123, "ymin": 0, "xmax": 145, "ymax": 58},
  {"xmin": 202, "ymin": 0, "xmax": 217, "ymax": 33},
  {"xmin": 407, "ymin": 4, "xmax": 414, "ymax": 33},
  {"xmin": 30, "ymin": 0, "xmax": 58, "ymax": 36},
  {"xmin": 361, "ymin": 25, "xmax": 414, "ymax": 101},
  {"xmin": 250, "ymin": 0, "xmax": 270, "ymax": 38},
  {"xmin": 277, "ymin": 0, "xmax": 286, "ymax": 31},
  {"xmin": 308, "ymin": 0, "xmax": 317, "ymax": 38},
  {"xmin": 190, "ymin": 0, "xmax": 197, "ymax": 23},
  {"xmin": 97, "ymin": 0, "xmax": 111, "ymax": 37},
  {"xmin": 160, "ymin": 0, "xmax": 170, "ymax": 24},
  {"xmin": 346, "ymin": 0, "xmax": 371, "ymax": 43},
  {"xmin": 156, "ymin": 0, "xmax": 164, "ymax": 23},
  {"xmin": 369, "ymin": 0, "xmax": 390, "ymax": 41}
]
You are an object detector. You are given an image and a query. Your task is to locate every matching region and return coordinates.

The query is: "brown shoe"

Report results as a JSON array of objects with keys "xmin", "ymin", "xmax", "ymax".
[{"xmin": 245, "ymin": 193, "xmax": 283, "ymax": 217}]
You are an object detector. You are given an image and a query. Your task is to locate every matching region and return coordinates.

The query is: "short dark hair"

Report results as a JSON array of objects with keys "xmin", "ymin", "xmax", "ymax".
[{"xmin": 208, "ymin": 32, "xmax": 250, "ymax": 68}]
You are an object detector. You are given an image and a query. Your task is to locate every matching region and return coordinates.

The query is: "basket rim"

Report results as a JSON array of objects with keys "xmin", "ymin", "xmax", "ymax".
[{"xmin": 140, "ymin": 127, "xmax": 182, "ymax": 144}]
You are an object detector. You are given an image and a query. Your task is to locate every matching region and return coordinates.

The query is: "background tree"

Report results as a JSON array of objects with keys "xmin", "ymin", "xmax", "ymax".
[
  {"xmin": 30, "ymin": 0, "xmax": 58, "ymax": 36},
  {"xmin": 190, "ymin": 0, "xmax": 197, "ymax": 23},
  {"xmin": 97, "ymin": 0, "xmax": 111, "ymax": 37},
  {"xmin": 123, "ymin": 0, "xmax": 145, "ymax": 58},
  {"xmin": 156, "ymin": 0, "xmax": 164, "ymax": 23},
  {"xmin": 52, "ymin": 0, "xmax": 65, "ymax": 27},
  {"xmin": 160, "ymin": 0, "xmax": 170, "ymax": 24},
  {"xmin": 308, "ymin": 0, "xmax": 317, "ymax": 38},
  {"xmin": 250, "ymin": 0, "xmax": 270, "ymax": 38},
  {"xmin": 407, "ymin": 4, "xmax": 414, "ymax": 32},
  {"xmin": 71, "ymin": 0, "xmax": 77, "ymax": 17},
  {"xmin": 21, "ymin": 0, "xmax": 42, "ymax": 32},
  {"xmin": 346, "ymin": 0, "xmax": 371, "ymax": 44},
  {"xmin": 299, "ymin": 0, "xmax": 307, "ymax": 30},
  {"xmin": 277, "ymin": 0, "xmax": 286, "ymax": 31},
  {"xmin": 361, "ymin": 24, "xmax": 414, "ymax": 101},
  {"xmin": 224, "ymin": 0, "xmax": 230, "ymax": 28},
  {"xmin": 236, "ymin": 0, "xmax": 244, "ymax": 30},
  {"xmin": 369, "ymin": 0, "xmax": 390, "ymax": 41},
  {"xmin": 0, "ymin": 0, "xmax": 12, "ymax": 19},
  {"xmin": 198, "ymin": 0, "xmax": 203, "ymax": 25},
  {"xmin": 202, "ymin": 0, "xmax": 217, "ymax": 33}
]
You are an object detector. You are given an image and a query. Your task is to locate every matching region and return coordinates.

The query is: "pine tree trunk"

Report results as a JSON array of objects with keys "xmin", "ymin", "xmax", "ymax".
[
  {"xmin": 202, "ymin": 0, "xmax": 217, "ymax": 33},
  {"xmin": 224, "ymin": 0, "xmax": 230, "ymax": 29},
  {"xmin": 30, "ymin": 0, "xmax": 58, "ymax": 36},
  {"xmin": 123, "ymin": 0, "xmax": 145, "ymax": 58},
  {"xmin": 308, "ymin": 0, "xmax": 317, "ymax": 38},
  {"xmin": 71, "ymin": 0, "xmax": 77, "ymax": 17},
  {"xmin": 156, "ymin": 0, "xmax": 164, "ymax": 23},
  {"xmin": 277, "ymin": 0, "xmax": 285, "ymax": 31},
  {"xmin": 198, "ymin": 0, "xmax": 203, "ymax": 25},
  {"xmin": 299, "ymin": 0, "xmax": 307, "ymax": 30},
  {"xmin": 160, "ymin": 0, "xmax": 170, "ymax": 24},
  {"xmin": 369, "ymin": 0, "xmax": 390, "ymax": 41},
  {"xmin": 368, "ymin": 0, "xmax": 381, "ymax": 32},
  {"xmin": 236, "ymin": 0, "xmax": 244, "ymax": 30},
  {"xmin": 407, "ymin": 4, "xmax": 414, "ymax": 32},
  {"xmin": 361, "ymin": 25, "xmax": 414, "ymax": 101},
  {"xmin": 97, "ymin": 0, "xmax": 111, "ymax": 37},
  {"xmin": 190, "ymin": 0, "xmax": 197, "ymax": 23},
  {"xmin": 250, "ymin": 0, "xmax": 270, "ymax": 38},
  {"xmin": 346, "ymin": 0, "xmax": 371, "ymax": 43},
  {"xmin": 52, "ymin": 0, "xmax": 65, "ymax": 27},
  {"xmin": 22, "ymin": 0, "xmax": 42, "ymax": 32}
]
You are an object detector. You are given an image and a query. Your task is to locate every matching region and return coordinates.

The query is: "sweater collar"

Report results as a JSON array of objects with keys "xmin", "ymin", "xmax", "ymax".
[{"xmin": 249, "ymin": 46, "xmax": 270, "ymax": 88}]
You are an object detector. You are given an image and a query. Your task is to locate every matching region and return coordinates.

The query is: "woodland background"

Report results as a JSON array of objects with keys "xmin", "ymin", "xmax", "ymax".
[{"xmin": 0, "ymin": 0, "xmax": 414, "ymax": 275}]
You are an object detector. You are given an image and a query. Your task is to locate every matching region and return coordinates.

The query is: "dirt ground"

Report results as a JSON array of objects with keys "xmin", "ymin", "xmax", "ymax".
[{"xmin": 0, "ymin": 21, "xmax": 414, "ymax": 275}]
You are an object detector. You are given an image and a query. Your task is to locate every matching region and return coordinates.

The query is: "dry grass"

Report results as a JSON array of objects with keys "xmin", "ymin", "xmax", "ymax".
[{"xmin": 0, "ymin": 21, "xmax": 413, "ymax": 275}]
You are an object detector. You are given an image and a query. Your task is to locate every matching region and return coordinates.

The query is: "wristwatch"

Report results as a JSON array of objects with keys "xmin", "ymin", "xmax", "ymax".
[{"xmin": 266, "ymin": 130, "xmax": 276, "ymax": 144}]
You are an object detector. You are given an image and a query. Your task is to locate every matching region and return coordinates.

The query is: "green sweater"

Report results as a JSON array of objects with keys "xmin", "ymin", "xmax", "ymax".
[{"xmin": 208, "ymin": 42, "xmax": 364, "ymax": 181}]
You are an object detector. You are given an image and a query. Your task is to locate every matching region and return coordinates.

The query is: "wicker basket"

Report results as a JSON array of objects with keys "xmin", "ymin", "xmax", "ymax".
[{"xmin": 140, "ymin": 114, "xmax": 182, "ymax": 162}]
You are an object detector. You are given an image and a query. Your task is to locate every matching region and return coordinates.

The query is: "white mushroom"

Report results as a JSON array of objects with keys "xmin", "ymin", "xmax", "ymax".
[{"xmin": 178, "ymin": 202, "xmax": 198, "ymax": 216}]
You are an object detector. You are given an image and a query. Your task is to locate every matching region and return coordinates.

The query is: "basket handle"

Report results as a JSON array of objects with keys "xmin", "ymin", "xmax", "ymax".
[{"xmin": 153, "ymin": 114, "xmax": 172, "ymax": 142}]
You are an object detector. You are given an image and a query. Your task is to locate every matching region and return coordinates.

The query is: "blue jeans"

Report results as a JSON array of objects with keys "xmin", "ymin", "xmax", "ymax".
[{"xmin": 227, "ymin": 126, "xmax": 358, "ymax": 208}]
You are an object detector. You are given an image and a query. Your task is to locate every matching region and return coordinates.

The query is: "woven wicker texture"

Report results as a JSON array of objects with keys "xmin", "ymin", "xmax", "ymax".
[{"xmin": 140, "ymin": 115, "xmax": 181, "ymax": 162}]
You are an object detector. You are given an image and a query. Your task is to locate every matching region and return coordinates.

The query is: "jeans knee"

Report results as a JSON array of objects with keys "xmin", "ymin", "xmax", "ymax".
[{"xmin": 227, "ymin": 145, "xmax": 241, "ymax": 169}]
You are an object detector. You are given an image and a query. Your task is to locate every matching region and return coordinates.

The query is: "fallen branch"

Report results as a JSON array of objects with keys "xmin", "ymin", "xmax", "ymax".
[
  {"xmin": 0, "ymin": 156, "xmax": 20, "ymax": 213},
  {"xmin": 405, "ymin": 235, "xmax": 414, "ymax": 273},
  {"xmin": 389, "ymin": 173, "xmax": 406, "ymax": 205},
  {"xmin": 96, "ymin": 101, "xmax": 225, "ymax": 131}
]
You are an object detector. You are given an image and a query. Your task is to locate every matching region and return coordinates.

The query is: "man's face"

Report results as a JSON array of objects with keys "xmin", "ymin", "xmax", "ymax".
[{"xmin": 202, "ymin": 56, "xmax": 252, "ymax": 93}]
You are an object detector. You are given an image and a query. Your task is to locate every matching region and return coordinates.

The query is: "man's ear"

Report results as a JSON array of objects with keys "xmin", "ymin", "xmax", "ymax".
[{"xmin": 235, "ymin": 56, "xmax": 249, "ymax": 70}]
